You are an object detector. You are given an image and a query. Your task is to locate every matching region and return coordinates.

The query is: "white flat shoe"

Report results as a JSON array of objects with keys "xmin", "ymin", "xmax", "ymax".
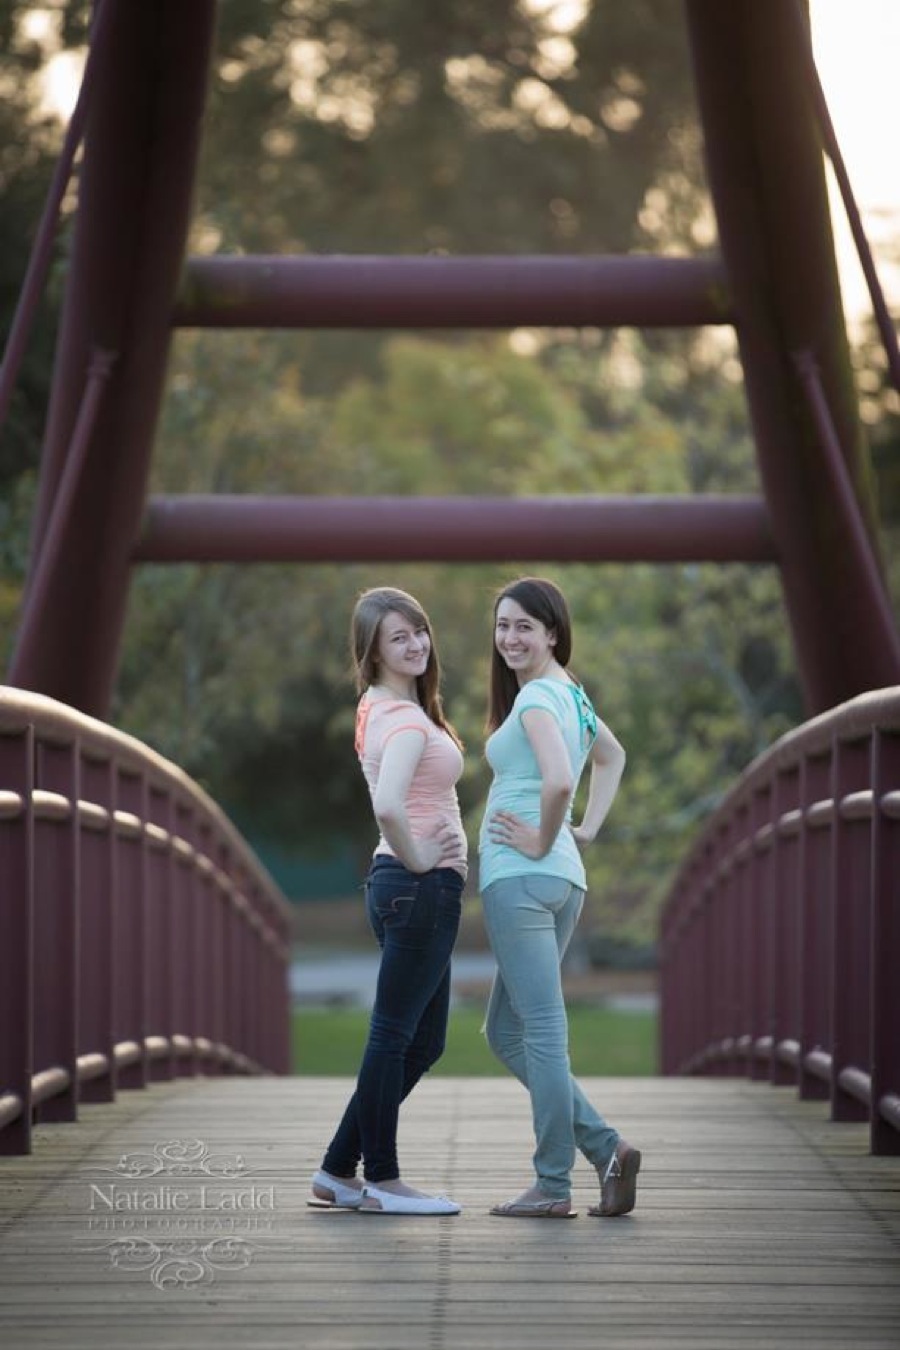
[
  {"xmin": 308, "ymin": 1168, "xmax": 365, "ymax": 1209},
  {"xmin": 359, "ymin": 1185, "xmax": 461, "ymax": 1216}
]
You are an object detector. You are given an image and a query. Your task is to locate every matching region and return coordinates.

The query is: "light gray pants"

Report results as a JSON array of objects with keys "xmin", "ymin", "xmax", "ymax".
[{"xmin": 481, "ymin": 874, "xmax": 619, "ymax": 1198}]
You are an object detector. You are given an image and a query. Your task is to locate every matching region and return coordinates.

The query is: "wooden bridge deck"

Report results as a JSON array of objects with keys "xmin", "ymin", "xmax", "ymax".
[{"xmin": 1, "ymin": 1075, "xmax": 899, "ymax": 1349}]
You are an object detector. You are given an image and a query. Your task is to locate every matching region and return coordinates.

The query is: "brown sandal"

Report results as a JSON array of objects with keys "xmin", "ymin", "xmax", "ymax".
[{"xmin": 589, "ymin": 1143, "xmax": 641, "ymax": 1217}]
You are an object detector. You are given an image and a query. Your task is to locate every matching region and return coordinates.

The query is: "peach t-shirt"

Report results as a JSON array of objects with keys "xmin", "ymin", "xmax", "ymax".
[{"xmin": 356, "ymin": 696, "xmax": 468, "ymax": 879}]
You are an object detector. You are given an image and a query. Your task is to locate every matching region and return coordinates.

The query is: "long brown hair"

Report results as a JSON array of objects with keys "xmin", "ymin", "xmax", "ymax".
[
  {"xmin": 351, "ymin": 587, "xmax": 462, "ymax": 747},
  {"xmin": 487, "ymin": 576, "xmax": 574, "ymax": 732}
]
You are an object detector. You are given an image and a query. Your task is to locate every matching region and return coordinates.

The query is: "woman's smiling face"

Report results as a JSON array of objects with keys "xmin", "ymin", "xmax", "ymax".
[
  {"xmin": 494, "ymin": 597, "xmax": 556, "ymax": 683},
  {"xmin": 376, "ymin": 610, "xmax": 431, "ymax": 688}
]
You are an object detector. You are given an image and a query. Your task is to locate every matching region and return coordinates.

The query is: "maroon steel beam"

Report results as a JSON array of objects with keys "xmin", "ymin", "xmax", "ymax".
[
  {"xmin": 685, "ymin": 0, "xmax": 898, "ymax": 712},
  {"xmin": 174, "ymin": 254, "xmax": 734, "ymax": 330},
  {"xmin": 0, "ymin": 0, "xmax": 113, "ymax": 431},
  {"xmin": 11, "ymin": 348, "xmax": 115, "ymax": 676},
  {"xmin": 134, "ymin": 494, "xmax": 776, "ymax": 564},
  {"xmin": 793, "ymin": 350, "xmax": 900, "ymax": 670},
  {"xmin": 10, "ymin": 0, "xmax": 217, "ymax": 716},
  {"xmin": 790, "ymin": 1, "xmax": 900, "ymax": 396}
]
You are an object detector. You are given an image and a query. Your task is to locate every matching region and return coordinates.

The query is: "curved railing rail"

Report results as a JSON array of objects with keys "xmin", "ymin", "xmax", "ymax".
[
  {"xmin": 660, "ymin": 687, "xmax": 900, "ymax": 1155},
  {"xmin": 0, "ymin": 686, "xmax": 293, "ymax": 1155}
]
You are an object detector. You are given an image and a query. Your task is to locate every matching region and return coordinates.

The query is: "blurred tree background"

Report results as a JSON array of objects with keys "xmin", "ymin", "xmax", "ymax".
[{"xmin": 1, "ymin": 0, "xmax": 896, "ymax": 953}]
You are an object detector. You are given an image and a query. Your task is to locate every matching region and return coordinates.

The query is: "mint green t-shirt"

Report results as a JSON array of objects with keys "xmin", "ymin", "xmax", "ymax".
[{"xmin": 478, "ymin": 677, "xmax": 598, "ymax": 891}]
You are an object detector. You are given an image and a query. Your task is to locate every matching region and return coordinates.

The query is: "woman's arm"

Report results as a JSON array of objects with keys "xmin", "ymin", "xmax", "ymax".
[
  {"xmin": 569, "ymin": 718, "xmax": 626, "ymax": 849},
  {"xmin": 487, "ymin": 707, "xmax": 574, "ymax": 860},
  {"xmin": 372, "ymin": 729, "xmax": 459, "ymax": 873}
]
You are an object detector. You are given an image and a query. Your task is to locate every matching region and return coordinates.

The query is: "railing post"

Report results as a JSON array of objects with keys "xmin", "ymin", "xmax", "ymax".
[
  {"xmin": 711, "ymin": 818, "xmax": 737, "ymax": 1076},
  {"xmin": 32, "ymin": 736, "xmax": 81, "ymax": 1123},
  {"xmin": 731, "ymin": 801, "xmax": 753, "ymax": 1075},
  {"xmin": 830, "ymin": 732, "xmax": 874, "ymax": 1123},
  {"xmin": 77, "ymin": 754, "xmax": 115, "ymax": 1103},
  {"xmin": 146, "ymin": 782, "xmax": 175, "ymax": 1083},
  {"xmin": 171, "ymin": 799, "xmax": 199, "ymax": 1078},
  {"xmin": 217, "ymin": 844, "xmax": 238, "ymax": 1073},
  {"xmin": 798, "ymin": 750, "xmax": 834, "ymax": 1101},
  {"xmin": 871, "ymin": 729, "xmax": 900, "ymax": 1155},
  {"xmin": 769, "ymin": 765, "xmax": 803, "ymax": 1086},
  {"xmin": 693, "ymin": 847, "xmax": 715, "ymax": 1072},
  {"xmin": 658, "ymin": 888, "xmax": 676, "ymax": 1074},
  {"xmin": 0, "ymin": 725, "xmax": 34, "ymax": 1154},
  {"xmin": 748, "ymin": 780, "xmax": 773, "ymax": 1081},
  {"xmin": 186, "ymin": 813, "xmax": 217, "ymax": 1075},
  {"xmin": 112, "ymin": 765, "xmax": 148, "ymax": 1089},
  {"xmin": 246, "ymin": 890, "xmax": 264, "ymax": 1071},
  {"xmin": 267, "ymin": 896, "xmax": 292, "ymax": 1076},
  {"xmin": 208, "ymin": 835, "xmax": 228, "ymax": 1074},
  {"xmin": 671, "ymin": 886, "xmax": 691, "ymax": 1073}
]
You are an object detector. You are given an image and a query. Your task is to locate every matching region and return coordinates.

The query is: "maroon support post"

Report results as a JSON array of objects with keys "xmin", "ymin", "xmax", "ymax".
[
  {"xmin": 9, "ymin": 0, "xmax": 217, "ymax": 717},
  {"xmin": 685, "ymin": 0, "xmax": 900, "ymax": 712}
]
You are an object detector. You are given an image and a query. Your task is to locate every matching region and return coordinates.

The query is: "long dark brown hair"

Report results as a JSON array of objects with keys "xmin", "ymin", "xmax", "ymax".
[
  {"xmin": 487, "ymin": 576, "xmax": 574, "ymax": 732},
  {"xmin": 351, "ymin": 587, "xmax": 462, "ymax": 747}
]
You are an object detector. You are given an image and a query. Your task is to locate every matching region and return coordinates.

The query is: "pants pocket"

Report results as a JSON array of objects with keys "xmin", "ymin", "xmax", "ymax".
[{"xmin": 368, "ymin": 873, "xmax": 421, "ymax": 929}]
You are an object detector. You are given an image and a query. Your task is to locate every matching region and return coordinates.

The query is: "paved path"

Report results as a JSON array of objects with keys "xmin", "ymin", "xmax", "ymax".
[
  {"xmin": 289, "ymin": 951, "xmax": 658, "ymax": 1011},
  {"xmin": 290, "ymin": 950, "xmax": 499, "ymax": 1007},
  {"xmin": 1, "ymin": 1076, "xmax": 899, "ymax": 1348}
]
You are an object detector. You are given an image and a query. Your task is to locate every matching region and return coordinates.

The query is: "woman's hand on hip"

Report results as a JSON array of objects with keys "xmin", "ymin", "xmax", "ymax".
[
  {"xmin": 413, "ymin": 819, "xmax": 461, "ymax": 873},
  {"xmin": 569, "ymin": 823, "xmax": 592, "ymax": 852},
  {"xmin": 487, "ymin": 810, "xmax": 544, "ymax": 860}
]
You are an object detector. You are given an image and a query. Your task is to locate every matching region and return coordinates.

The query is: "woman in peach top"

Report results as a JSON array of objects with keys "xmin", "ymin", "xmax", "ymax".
[{"xmin": 310, "ymin": 587, "xmax": 467, "ymax": 1215}]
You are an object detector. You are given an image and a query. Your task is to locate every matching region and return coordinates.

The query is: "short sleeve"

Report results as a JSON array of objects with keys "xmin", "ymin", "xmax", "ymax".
[
  {"xmin": 515, "ymin": 682, "xmax": 563, "ymax": 724},
  {"xmin": 373, "ymin": 702, "xmax": 429, "ymax": 751}
]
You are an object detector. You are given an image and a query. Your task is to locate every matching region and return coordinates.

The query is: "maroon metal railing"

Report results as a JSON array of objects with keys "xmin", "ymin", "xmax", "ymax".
[
  {"xmin": 0, "ymin": 686, "xmax": 293, "ymax": 1156},
  {"xmin": 660, "ymin": 687, "xmax": 900, "ymax": 1155}
]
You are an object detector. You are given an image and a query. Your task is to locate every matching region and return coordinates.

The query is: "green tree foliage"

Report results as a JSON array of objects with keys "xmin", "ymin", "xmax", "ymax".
[{"xmin": 199, "ymin": 0, "xmax": 703, "ymax": 256}]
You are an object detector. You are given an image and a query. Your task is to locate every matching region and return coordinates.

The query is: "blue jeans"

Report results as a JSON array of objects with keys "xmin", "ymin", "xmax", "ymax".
[
  {"xmin": 482, "ymin": 875, "xmax": 619, "ymax": 1199},
  {"xmin": 322, "ymin": 856, "xmax": 464, "ymax": 1184}
]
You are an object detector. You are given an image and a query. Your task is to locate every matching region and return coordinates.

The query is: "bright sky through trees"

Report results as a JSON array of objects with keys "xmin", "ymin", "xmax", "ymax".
[{"xmin": 811, "ymin": 0, "xmax": 900, "ymax": 326}]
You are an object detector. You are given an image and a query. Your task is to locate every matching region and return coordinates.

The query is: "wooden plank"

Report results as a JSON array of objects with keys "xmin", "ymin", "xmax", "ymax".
[{"xmin": 0, "ymin": 1076, "xmax": 898, "ymax": 1349}]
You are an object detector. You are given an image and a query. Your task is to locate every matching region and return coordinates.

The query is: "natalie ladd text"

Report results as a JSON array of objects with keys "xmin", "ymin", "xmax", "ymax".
[{"xmin": 88, "ymin": 1183, "xmax": 276, "ymax": 1212}]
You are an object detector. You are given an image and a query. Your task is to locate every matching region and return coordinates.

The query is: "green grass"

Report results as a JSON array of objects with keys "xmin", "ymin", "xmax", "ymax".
[{"xmin": 292, "ymin": 1004, "xmax": 657, "ymax": 1076}]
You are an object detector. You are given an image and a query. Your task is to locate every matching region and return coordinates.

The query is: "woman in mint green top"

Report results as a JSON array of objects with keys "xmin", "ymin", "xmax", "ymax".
[
  {"xmin": 479, "ymin": 676, "xmax": 597, "ymax": 892},
  {"xmin": 479, "ymin": 577, "xmax": 641, "ymax": 1219}
]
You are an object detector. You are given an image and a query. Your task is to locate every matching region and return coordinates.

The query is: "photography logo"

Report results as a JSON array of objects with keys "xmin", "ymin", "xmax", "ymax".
[{"xmin": 80, "ymin": 1138, "xmax": 278, "ymax": 1291}]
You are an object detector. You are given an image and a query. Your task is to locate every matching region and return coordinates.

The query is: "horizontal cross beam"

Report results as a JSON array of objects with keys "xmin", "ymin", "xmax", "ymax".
[
  {"xmin": 173, "ymin": 255, "xmax": 733, "ymax": 329},
  {"xmin": 135, "ymin": 495, "xmax": 775, "ymax": 564}
]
